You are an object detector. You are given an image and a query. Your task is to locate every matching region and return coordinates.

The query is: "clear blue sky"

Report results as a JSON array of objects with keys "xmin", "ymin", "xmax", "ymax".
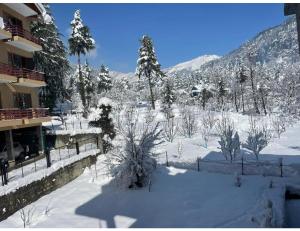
[{"xmin": 50, "ymin": 3, "xmax": 285, "ymax": 73}]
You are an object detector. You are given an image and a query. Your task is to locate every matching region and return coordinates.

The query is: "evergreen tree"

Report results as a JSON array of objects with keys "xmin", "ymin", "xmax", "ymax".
[
  {"xmin": 136, "ymin": 35, "xmax": 165, "ymax": 109},
  {"xmin": 68, "ymin": 9, "xmax": 95, "ymax": 115},
  {"xmin": 89, "ymin": 98, "xmax": 116, "ymax": 152},
  {"xmin": 30, "ymin": 4, "xmax": 70, "ymax": 111},
  {"xmin": 97, "ymin": 65, "xmax": 112, "ymax": 93},
  {"xmin": 162, "ymin": 79, "xmax": 176, "ymax": 109}
]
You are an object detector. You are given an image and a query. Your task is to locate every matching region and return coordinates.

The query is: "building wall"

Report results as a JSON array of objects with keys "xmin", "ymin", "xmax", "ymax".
[
  {"xmin": 0, "ymin": 84, "xmax": 39, "ymax": 108},
  {"xmin": 0, "ymin": 41, "xmax": 33, "ymax": 64},
  {"xmin": 0, "ymin": 4, "xmax": 31, "ymax": 31}
]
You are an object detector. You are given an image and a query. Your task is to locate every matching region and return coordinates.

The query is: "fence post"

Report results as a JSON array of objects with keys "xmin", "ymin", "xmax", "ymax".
[
  {"xmin": 279, "ymin": 157, "xmax": 283, "ymax": 177},
  {"xmin": 96, "ymin": 136, "xmax": 99, "ymax": 149},
  {"xmin": 76, "ymin": 142, "xmax": 80, "ymax": 155},
  {"xmin": 166, "ymin": 151, "xmax": 169, "ymax": 167},
  {"xmin": 80, "ymin": 121, "xmax": 82, "ymax": 129},
  {"xmin": 197, "ymin": 157, "xmax": 201, "ymax": 172},
  {"xmin": 241, "ymin": 156, "xmax": 244, "ymax": 175},
  {"xmin": 45, "ymin": 148, "xmax": 51, "ymax": 168}
]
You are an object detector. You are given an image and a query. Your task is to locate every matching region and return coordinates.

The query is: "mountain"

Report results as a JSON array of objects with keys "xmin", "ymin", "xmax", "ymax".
[
  {"xmin": 165, "ymin": 55, "xmax": 220, "ymax": 74},
  {"xmin": 198, "ymin": 16, "xmax": 299, "ymax": 76}
]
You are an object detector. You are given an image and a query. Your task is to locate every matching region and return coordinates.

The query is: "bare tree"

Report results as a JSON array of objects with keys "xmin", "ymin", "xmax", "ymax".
[
  {"xmin": 179, "ymin": 107, "xmax": 198, "ymax": 138},
  {"xmin": 18, "ymin": 200, "xmax": 36, "ymax": 228},
  {"xmin": 199, "ymin": 110, "xmax": 216, "ymax": 147},
  {"xmin": 162, "ymin": 109, "xmax": 178, "ymax": 142}
]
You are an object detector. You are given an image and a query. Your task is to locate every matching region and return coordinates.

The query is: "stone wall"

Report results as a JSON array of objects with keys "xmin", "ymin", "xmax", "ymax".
[{"xmin": 0, "ymin": 154, "xmax": 98, "ymax": 222}]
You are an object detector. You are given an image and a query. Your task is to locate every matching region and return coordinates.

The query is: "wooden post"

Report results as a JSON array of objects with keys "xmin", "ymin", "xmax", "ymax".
[
  {"xmin": 166, "ymin": 151, "xmax": 169, "ymax": 167},
  {"xmin": 80, "ymin": 121, "xmax": 82, "ymax": 129},
  {"xmin": 148, "ymin": 179, "xmax": 152, "ymax": 192},
  {"xmin": 76, "ymin": 142, "xmax": 80, "ymax": 155},
  {"xmin": 279, "ymin": 157, "xmax": 283, "ymax": 177},
  {"xmin": 197, "ymin": 157, "xmax": 200, "ymax": 172},
  {"xmin": 241, "ymin": 156, "xmax": 244, "ymax": 175}
]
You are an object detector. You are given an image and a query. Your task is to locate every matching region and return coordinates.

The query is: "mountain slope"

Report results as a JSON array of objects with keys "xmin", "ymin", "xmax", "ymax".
[{"xmin": 165, "ymin": 55, "xmax": 220, "ymax": 74}]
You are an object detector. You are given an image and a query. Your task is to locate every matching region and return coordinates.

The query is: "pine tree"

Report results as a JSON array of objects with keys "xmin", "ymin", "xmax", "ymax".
[
  {"xmin": 89, "ymin": 98, "xmax": 115, "ymax": 152},
  {"xmin": 68, "ymin": 9, "xmax": 95, "ymax": 115},
  {"xmin": 30, "ymin": 4, "xmax": 70, "ymax": 111},
  {"xmin": 97, "ymin": 65, "xmax": 112, "ymax": 93},
  {"xmin": 162, "ymin": 79, "xmax": 176, "ymax": 109},
  {"xmin": 136, "ymin": 35, "xmax": 165, "ymax": 109}
]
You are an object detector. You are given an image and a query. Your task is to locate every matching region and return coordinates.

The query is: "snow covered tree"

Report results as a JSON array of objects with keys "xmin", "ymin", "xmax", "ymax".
[
  {"xmin": 216, "ymin": 78, "xmax": 227, "ymax": 110},
  {"xmin": 68, "ymin": 9, "xmax": 95, "ymax": 113},
  {"xmin": 81, "ymin": 60, "xmax": 95, "ymax": 110},
  {"xmin": 243, "ymin": 132, "xmax": 268, "ymax": 161},
  {"xmin": 217, "ymin": 115, "xmax": 240, "ymax": 162},
  {"xmin": 136, "ymin": 35, "xmax": 165, "ymax": 109},
  {"xmin": 30, "ymin": 4, "xmax": 70, "ymax": 111},
  {"xmin": 97, "ymin": 65, "xmax": 112, "ymax": 93},
  {"xmin": 242, "ymin": 117, "xmax": 268, "ymax": 160},
  {"xmin": 89, "ymin": 97, "xmax": 116, "ymax": 152},
  {"xmin": 179, "ymin": 106, "xmax": 198, "ymax": 138},
  {"xmin": 161, "ymin": 78, "xmax": 176, "ymax": 110},
  {"xmin": 108, "ymin": 106, "xmax": 163, "ymax": 188}
]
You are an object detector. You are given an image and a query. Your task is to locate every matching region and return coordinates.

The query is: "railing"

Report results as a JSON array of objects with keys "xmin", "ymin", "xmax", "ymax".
[
  {"xmin": 0, "ymin": 108, "xmax": 49, "ymax": 121},
  {"xmin": 0, "ymin": 62, "xmax": 44, "ymax": 81},
  {"xmin": 4, "ymin": 24, "xmax": 41, "ymax": 45}
]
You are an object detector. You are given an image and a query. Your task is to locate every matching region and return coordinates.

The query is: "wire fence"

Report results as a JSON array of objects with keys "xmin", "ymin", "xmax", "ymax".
[
  {"xmin": 164, "ymin": 151, "xmax": 299, "ymax": 178},
  {"xmin": 1, "ymin": 136, "xmax": 100, "ymax": 186}
]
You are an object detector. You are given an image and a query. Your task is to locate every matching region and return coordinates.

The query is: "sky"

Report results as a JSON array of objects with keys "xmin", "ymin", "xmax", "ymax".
[{"xmin": 50, "ymin": 3, "xmax": 285, "ymax": 73}]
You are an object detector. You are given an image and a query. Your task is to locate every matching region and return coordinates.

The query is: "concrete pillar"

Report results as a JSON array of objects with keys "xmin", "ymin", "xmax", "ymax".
[
  {"xmin": 36, "ymin": 125, "xmax": 45, "ymax": 154},
  {"xmin": 4, "ymin": 130, "xmax": 14, "ymax": 161}
]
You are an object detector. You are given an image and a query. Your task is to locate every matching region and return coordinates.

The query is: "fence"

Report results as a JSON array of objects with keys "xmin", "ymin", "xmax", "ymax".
[
  {"xmin": 164, "ymin": 152, "xmax": 299, "ymax": 178},
  {"xmin": 1, "ymin": 136, "xmax": 100, "ymax": 186}
]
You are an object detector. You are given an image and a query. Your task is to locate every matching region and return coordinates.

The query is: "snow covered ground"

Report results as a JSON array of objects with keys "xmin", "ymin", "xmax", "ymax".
[
  {"xmin": 2, "ymin": 104, "xmax": 300, "ymax": 227},
  {"xmin": 0, "ymin": 155, "xmax": 298, "ymax": 228}
]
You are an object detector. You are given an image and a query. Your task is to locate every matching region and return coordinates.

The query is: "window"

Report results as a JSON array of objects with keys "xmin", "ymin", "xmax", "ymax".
[
  {"xmin": 3, "ymin": 12, "xmax": 22, "ymax": 28},
  {"xmin": 8, "ymin": 53, "xmax": 34, "ymax": 70},
  {"xmin": 13, "ymin": 93, "xmax": 32, "ymax": 109}
]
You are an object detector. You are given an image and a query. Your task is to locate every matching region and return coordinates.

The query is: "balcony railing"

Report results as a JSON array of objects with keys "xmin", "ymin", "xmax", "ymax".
[
  {"xmin": 0, "ymin": 63, "xmax": 44, "ymax": 82},
  {"xmin": 0, "ymin": 108, "xmax": 49, "ymax": 121},
  {"xmin": 4, "ymin": 24, "xmax": 41, "ymax": 46}
]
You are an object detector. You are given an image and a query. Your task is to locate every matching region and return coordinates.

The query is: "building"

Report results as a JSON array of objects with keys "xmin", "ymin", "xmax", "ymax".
[{"xmin": 0, "ymin": 3, "xmax": 51, "ymax": 166}]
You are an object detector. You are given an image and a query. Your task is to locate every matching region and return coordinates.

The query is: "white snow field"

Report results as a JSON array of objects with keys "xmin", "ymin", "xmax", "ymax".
[{"xmin": 0, "ymin": 156, "xmax": 296, "ymax": 228}]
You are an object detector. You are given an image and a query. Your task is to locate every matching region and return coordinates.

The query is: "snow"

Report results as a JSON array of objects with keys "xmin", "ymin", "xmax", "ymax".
[
  {"xmin": 165, "ymin": 54, "xmax": 220, "ymax": 74},
  {"xmin": 0, "ymin": 158, "xmax": 295, "ymax": 228}
]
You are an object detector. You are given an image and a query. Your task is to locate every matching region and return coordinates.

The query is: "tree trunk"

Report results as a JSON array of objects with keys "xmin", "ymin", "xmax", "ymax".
[
  {"xmin": 240, "ymin": 83, "xmax": 245, "ymax": 114},
  {"xmin": 77, "ymin": 54, "xmax": 86, "ymax": 108},
  {"xmin": 234, "ymin": 90, "xmax": 239, "ymax": 112},
  {"xmin": 147, "ymin": 73, "xmax": 155, "ymax": 110},
  {"xmin": 260, "ymin": 88, "xmax": 267, "ymax": 115},
  {"xmin": 250, "ymin": 68, "xmax": 260, "ymax": 114}
]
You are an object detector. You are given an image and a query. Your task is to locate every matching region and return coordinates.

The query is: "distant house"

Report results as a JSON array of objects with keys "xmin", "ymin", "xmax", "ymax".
[{"xmin": 191, "ymin": 85, "xmax": 202, "ymax": 97}]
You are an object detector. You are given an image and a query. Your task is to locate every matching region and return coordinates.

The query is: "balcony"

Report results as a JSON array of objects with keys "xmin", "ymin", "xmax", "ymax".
[
  {"xmin": 5, "ymin": 24, "xmax": 42, "ymax": 52},
  {"xmin": 0, "ymin": 108, "xmax": 51, "ymax": 129},
  {"xmin": 0, "ymin": 62, "xmax": 45, "ymax": 87}
]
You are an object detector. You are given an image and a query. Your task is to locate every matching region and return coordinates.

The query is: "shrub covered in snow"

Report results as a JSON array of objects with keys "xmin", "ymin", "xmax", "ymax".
[
  {"xmin": 217, "ymin": 114, "xmax": 240, "ymax": 162},
  {"xmin": 243, "ymin": 117, "xmax": 268, "ymax": 160},
  {"xmin": 107, "ymin": 106, "xmax": 163, "ymax": 188}
]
